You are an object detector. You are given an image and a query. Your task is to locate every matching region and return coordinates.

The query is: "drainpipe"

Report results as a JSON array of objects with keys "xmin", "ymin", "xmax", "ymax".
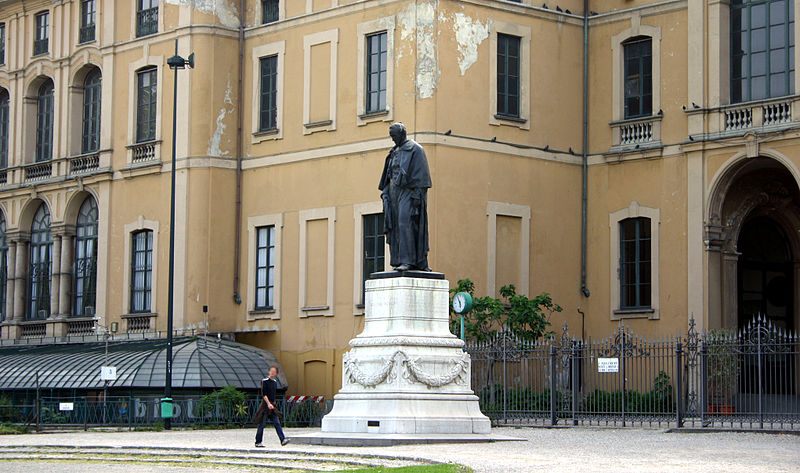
[
  {"xmin": 580, "ymin": 0, "xmax": 590, "ymax": 298},
  {"xmin": 232, "ymin": 0, "xmax": 244, "ymax": 305}
]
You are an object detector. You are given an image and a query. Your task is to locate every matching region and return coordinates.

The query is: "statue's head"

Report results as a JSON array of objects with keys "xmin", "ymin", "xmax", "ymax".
[{"xmin": 389, "ymin": 122, "xmax": 407, "ymax": 146}]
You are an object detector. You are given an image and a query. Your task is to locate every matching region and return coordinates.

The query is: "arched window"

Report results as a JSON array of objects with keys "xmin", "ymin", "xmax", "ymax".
[
  {"xmin": 35, "ymin": 80, "xmax": 54, "ymax": 162},
  {"xmin": 0, "ymin": 211, "xmax": 7, "ymax": 322},
  {"xmin": 28, "ymin": 204, "xmax": 52, "ymax": 320},
  {"xmin": 0, "ymin": 88, "xmax": 8, "ymax": 168},
  {"xmin": 731, "ymin": 0, "xmax": 795, "ymax": 102},
  {"xmin": 74, "ymin": 196, "xmax": 98, "ymax": 317},
  {"xmin": 82, "ymin": 69, "xmax": 101, "ymax": 154}
]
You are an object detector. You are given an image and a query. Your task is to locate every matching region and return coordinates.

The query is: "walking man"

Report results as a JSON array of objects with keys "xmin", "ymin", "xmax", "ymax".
[{"xmin": 254, "ymin": 365, "xmax": 289, "ymax": 447}]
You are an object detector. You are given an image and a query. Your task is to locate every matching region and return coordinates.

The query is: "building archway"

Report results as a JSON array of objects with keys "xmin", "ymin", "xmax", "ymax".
[{"xmin": 706, "ymin": 156, "xmax": 800, "ymax": 331}]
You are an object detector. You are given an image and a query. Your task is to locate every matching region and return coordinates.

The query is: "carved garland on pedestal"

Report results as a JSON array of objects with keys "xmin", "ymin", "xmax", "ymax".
[{"xmin": 342, "ymin": 350, "xmax": 470, "ymax": 389}]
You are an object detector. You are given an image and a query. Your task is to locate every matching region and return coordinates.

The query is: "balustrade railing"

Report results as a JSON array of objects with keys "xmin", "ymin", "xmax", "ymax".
[
  {"xmin": 20, "ymin": 323, "xmax": 46, "ymax": 338},
  {"xmin": 24, "ymin": 162, "xmax": 53, "ymax": 182},
  {"xmin": 619, "ymin": 119, "xmax": 654, "ymax": 145},
  {"xmin": 69, "ymin": 153, "xmax": 100, "ymax": 175},
  {"xmin": 724, "ymin": 106, "xmax": 753, "ymax": 130},
  {"xmin": 131, "ymin": 142, "xmax": 157, "ymax": 164},
  {"xmin": 126, "ymin": 315, "xmax": 152, "ymax": 332},
  {"xmin": 67, "ymin": 319, "xmax": 96, "ymax": 335}
]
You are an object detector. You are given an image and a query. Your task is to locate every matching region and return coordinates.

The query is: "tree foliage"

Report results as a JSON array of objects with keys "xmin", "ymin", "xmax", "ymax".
[{"xmin": 449, "ymin": 278, "xmax": 561, "ymax": 343}]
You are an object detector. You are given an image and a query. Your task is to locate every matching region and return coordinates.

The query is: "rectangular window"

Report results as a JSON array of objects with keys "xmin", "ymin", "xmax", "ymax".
[
  {"xmin": 36, "ymin": 82, "xmax": 54, "ymax": 162},
  {"xmin": 497, "ymin": 33, "xmax": 520, "ymax": 118},
  {"xmin": 361, "ymin": 213, "xmax": 385, "ymax": 303},
  {"xmin": 34, "ymin": 12, "xmax": 49, "ymax": 56},
  {"xmin": 619, "ymin": 217, "xmax": 652, "ymax": 310},
  {"xmin": 254, "ymin": 226, "xmax": 275, "ymax": 310},
  {"xmin": 0, "ymin": 92, "xmax": 8, "ymax": 168},
  {"xmin": 136, "ymin": 0, "xmax": 158, "ymax": 37},
  {"xmin": 136, "ymin": 68, "xmax": 157, "ymax": 143},
  {"xmin": 130, "ymin": 230, "xmax": 153, "ymax": 313},
  {"xmin": 80, "ymin": 0, "xmax": 96, "ymax": 43},
  {"xmin": 0, "ymin": 24, "xmax": 6, "ymax": 65},
  {"xmin": 731, "ymin": 0, "xmax": 795, "ymax": 103},
  {"xmin": 365, "ymin": 31, "xmax": 388, "ymax": 114},
  {"xmin": 623, "ymin": 37, "xmax": 653, "ymax": 119},
  {"xmin": 259, "ymin": 55, "xmax": 278, "ymax": 131},
  {"xmin": 262, "ymin": 0, "xmax": 279, "ymax": 24}
]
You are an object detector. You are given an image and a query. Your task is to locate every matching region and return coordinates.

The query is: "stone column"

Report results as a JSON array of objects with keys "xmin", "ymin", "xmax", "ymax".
[
  {"xmin": 50, "ymin": 234, "xmax": 62, "ymax": 319},
  {"xmin": 5, "ymin": 241, "xmax": 15, "ymax": 322},
  {"xmin": 12, "ymin": 235, "xmax": 29, "ymax": 322},
  {"xmin": 59, "ymin": 233, "xmax": 74, "ymax": 317}
]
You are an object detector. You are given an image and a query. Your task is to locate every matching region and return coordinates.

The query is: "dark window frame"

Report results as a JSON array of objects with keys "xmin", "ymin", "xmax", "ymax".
[
  {"xmin": 361, "ymin": 213, "xmax": 385, "ymax": 304},
  {"xmin": 79, "ymin": 0, "xmax": 97, "ymax": 44},
  {"xmin": 82, "ymin": 69, "xmax": 102, "ymax": 153},
  {"xmin": 497, "ymin": 33, "xmax": 521, "ymax": 119},
  {"xmin": 254, "ymin": 225, "xmax": 275, "ymax": 311},
  {"xmin": 136, "ymin": 0, "xmax": 159, "ymax": 38},
  {"xmin": 365, "ymin": 31, "xmax": 388, "ymax": 114},
  {"xmin": 0, "ymin": 212, "xmax": 6, "ymax": 322},
  {"xmin": 0, "ymin": 23, "xmax": 6, "ymax": 65},
  {"xmin": 34, "ymin": 11, "xmax": 49, "ymax": 56},
  {"xmin": 28, "ymin": 204, "xmax": 52, "ymax": 321},
  {"xmin": 730, "ymin": 0, "xmax": 795, "ymax": 103},
  {"xmin": 74, "ymin": 196, "xmax": 98, "ymax": 318},
  {"xmin": 130, "ymin": 230, "xmax": 153, "ymax": 314},
  {"xmin": 619, "ymin": 217, "xmax": 652, "ymax": 311},
  {"xmin": 0, "ymin": 88, "xmax": 8, "ymax": 169},
  {"xmin": 262, "ymin": 0, "xmax": 279, "ymax": 24},
  {"xmin": 35, "ymin": 80, "xmax": 54, "ymax": 162},
  {"xmin": 259, "ymin": 55, "xmax": 278, "ymax": 132},
  {"xmin": 623, "ymin": 36, "xmax": 653, "ymax": 119},
  {"xmin": 135, "ymin": 67, "xmax": 157, "ymax": 143}
]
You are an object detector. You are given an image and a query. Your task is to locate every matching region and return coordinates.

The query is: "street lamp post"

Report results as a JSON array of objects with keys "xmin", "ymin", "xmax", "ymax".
[{"xmin": 164, "ymin": 39, "xmax": 194, "ymax": 430}]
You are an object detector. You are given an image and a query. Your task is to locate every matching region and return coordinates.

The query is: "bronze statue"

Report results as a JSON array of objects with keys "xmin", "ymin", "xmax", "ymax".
[{"xmin": 378, "ymin": 123, "xmax": 431, "ymax": 271}]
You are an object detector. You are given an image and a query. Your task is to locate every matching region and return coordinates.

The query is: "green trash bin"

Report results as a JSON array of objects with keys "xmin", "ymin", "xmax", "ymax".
[{"xmin": 160, "ymin": 398, "xmax": 173, "ymax": 419}]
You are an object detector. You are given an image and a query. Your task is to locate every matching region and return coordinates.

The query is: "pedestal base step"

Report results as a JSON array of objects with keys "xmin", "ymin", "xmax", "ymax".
[{"xmin": 290, "ymin": 431, "xmax": 525, "ymax": 446}]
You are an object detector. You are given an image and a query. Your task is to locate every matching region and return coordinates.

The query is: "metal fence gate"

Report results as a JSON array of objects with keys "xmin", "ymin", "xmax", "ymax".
[{"xmin": 467, "ymin": 316, "xmax": 800, "ymax": 430}]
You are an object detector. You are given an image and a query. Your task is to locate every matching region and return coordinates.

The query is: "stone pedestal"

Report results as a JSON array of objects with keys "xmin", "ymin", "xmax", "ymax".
[{"xmin": 320, "ymin": 272, "xmax": 490, "ymax": 436}]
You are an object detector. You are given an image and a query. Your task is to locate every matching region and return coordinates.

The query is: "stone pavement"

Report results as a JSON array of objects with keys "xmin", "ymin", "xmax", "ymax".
[{"xmin": 0, "ymin": 426, "xmax": 798, "ymax": 472}]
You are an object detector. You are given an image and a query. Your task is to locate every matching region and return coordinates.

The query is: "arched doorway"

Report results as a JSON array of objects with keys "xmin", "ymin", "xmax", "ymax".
[
  {"xmin": 737, "ymin": 216, "xmax": 794, "ymax": 330},
  {"xmin": 707, "ymin": 156, "xmax": 800, "ymax": 331}
]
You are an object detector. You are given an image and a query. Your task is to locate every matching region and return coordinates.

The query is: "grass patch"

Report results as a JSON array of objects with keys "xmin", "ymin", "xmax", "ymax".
[
  {"xmin": 132, "ymin": 422, "xmax": 164, "ymax": 432},
  {"xmin": 0, "ymin": 423, "xmax": 30, "ymax": 435},
  {"xmin": 341, "ymin": 465, "xmax": 472, "ymax": 473}
]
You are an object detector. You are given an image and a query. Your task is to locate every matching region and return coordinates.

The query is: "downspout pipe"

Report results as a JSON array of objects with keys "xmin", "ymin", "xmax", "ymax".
[
  {"xmin": 580, "ymin": 0, "xmax": 590, "ymax": 298},
  {"xmin": 232, "ymin": 0, "xmax": 244, "ymax": 305}
]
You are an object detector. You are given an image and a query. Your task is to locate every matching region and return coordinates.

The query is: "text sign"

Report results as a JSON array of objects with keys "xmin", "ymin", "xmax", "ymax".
[
  {"xmin": 597, "ymin": 358, "xmax": 620, "ymax": 373},
  {"xmin": 100, "ymin": 366, "xmax": 117, "ymax": 381},
  {"xmin": 59, "ymin": 402, "xmax": 74, "ymax": 411}
]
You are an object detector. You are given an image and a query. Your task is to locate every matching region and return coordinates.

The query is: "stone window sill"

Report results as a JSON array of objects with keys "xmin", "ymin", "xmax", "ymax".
[{"xmin": 493, "ymin": 113, "xmax": 528, "ymax": 124}]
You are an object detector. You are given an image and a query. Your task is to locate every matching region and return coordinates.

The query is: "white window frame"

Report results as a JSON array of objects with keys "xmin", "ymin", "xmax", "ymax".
[
  {"xmin": 609, "ymin": 201, "xmax": 660, "ymax": 320},
  {"xmin": 299, "ymin": 206, "xmax": 336, "ymax": 318},
  {"xmin": 247, "ymin": 213, "xmax": 283, "ymax": 321},
  {"xmin": 352, "ymin": 201, "xmax": 390, "ymax": 315},
  {"xmin": 489, "ymin": 20, "xmax": 531, "ymax": 130},
  {"xmin": 122, "ymin": 216, "xmax": 159, "ymax": 316},
  {"xmin": 303, "ymin": 29, "xmax": 338, "ymax": 135},
  {"xmin": 356, "ymin": 16, "xmax": 395, "ymax": 126},
  {"xmin": 251, "ymin": 40, "xmax": 285, "ymax": 143},
  {"xmin": 486, "ymin": 202, "xmax": 530, "ymax": 297}
]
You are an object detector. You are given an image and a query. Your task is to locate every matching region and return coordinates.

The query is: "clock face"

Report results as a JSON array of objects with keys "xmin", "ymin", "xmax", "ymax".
[{"xmin": 453, "ymin": 294, "xmax": 465, "ymax": 312}]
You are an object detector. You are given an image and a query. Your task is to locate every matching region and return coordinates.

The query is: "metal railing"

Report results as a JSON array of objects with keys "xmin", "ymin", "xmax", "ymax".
[
  {"xmin": 79, "ymin": 25, "xmax": 95, "ymax": 44},
  {"xmin": 467, "ymin": 315, "xmax": 800, "ymax": 430},
  {"xmin": 136, "ymin": 8, "xmax": 158, "ymax": 37},
  {"xmin": 33, "ymin": 38, "xmax": 48, "ymax": 56},
  {"xmin": 1, "ymin": 396, "xmax": 332, "ymax": 430}
]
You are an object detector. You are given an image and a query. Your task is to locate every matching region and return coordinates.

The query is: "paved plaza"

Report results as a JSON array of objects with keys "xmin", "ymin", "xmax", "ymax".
[{"xmin": 0, "ymin": 427, "xmax": 798, "ymax": 472}]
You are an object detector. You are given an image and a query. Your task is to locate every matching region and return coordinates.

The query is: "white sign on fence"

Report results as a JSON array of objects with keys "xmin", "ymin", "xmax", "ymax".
[
  {"xmin": 100, "ymin": 366, "xmax": 117, "ymax": 381},
  {"xmin": 59, "ymin": 402, "xmax": 74, "ymax": 411},
  {"xmin": 597, "ymin": 357, "xmax": 620, "ymax": 373}
]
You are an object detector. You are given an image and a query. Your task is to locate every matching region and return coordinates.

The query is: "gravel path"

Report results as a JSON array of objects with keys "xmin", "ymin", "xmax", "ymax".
[{"xmin": 1, "ymin": 427, "xmax": 798, "ymax": 472}]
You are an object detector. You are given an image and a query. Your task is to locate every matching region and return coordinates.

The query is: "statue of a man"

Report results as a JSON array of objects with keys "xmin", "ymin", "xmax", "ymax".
[{"xmin": 378, "ymin": 123, "xmax": 432, "ymax": 271}]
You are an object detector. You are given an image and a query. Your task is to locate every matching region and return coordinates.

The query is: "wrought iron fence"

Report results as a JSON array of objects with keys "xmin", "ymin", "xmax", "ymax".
[
  {"xmin": 1, "ymin": 396, "xmax": 332, "ymax": 430},
  {"xmin": 466, "ymin": 315, "xmax": 800, "ymax": 430}
]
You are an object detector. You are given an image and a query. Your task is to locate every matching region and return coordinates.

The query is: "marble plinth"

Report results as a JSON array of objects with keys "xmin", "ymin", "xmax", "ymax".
[{"xmin": 318, "ymin": 273, "xmax": 491, "ymax": 436}]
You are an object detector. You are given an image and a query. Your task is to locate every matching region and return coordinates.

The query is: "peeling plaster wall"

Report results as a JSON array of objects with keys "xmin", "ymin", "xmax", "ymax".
[
  {"xmin": 398, "ymin": 1, "xmax": 440, "ymax": 100},
  {"xmin": 207, "ymin": 78, "xmax": 234, "ymax": 157},
  {"xmin": 449, "ymin": 13, "xmax": 488, "ymax": 76},
  {"xmin": 165, "ymin": 0, "xmax": 240, "ymax": 28}
]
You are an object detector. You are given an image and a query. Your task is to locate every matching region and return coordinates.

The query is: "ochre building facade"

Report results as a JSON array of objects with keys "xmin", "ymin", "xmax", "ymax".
[{"xmin": 0, "ymin": 0, "xmax": 797, "ymax": 398}]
